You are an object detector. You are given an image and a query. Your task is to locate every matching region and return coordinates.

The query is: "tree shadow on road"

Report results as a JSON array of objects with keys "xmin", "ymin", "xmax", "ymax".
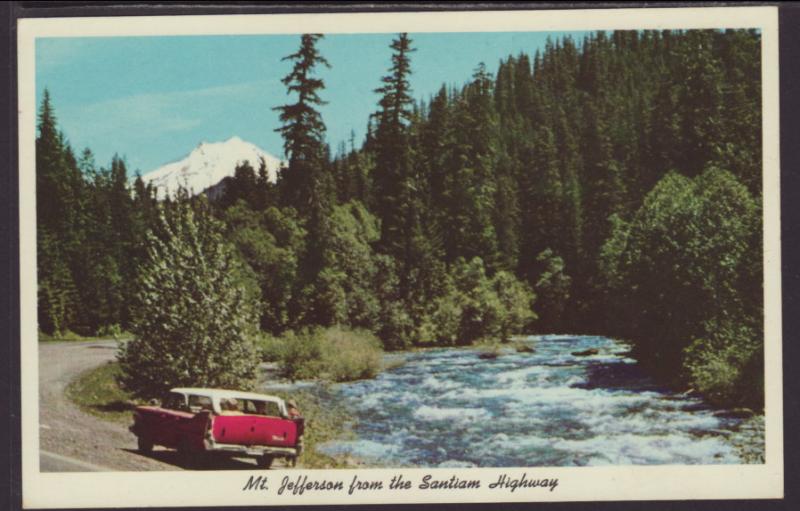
[
  {"xmin": 122, "ymin": 448, "xmax": 264, "ymax": 470},
  {"xmin": 92, "ymin": 400, "xmax": 135, "ymax": 413}
]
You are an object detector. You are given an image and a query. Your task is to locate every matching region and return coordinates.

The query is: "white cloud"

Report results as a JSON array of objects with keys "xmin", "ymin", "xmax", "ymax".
[
  {"xmin": 56, "ymin": 80, "xmax": 272, "ymax": 166},
  {"xmin": 36, "ymin": 38, "xmax": 95, "ymax": 73}
]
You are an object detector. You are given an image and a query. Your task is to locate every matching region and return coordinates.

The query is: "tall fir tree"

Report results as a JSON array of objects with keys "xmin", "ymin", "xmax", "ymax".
[
  {"xmin": 274, "ymin": 34, "xmax": 337, "ymax": 325},
  {"xmin": 273, "ymin": 33, "xmax": 332, "ymax": 213},
  {"xmin": 372, "ymin": 34, "xmax": 420, "ymax": 284}
]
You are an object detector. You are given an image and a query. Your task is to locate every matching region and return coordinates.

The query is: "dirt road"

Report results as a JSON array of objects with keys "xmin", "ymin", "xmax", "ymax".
[{"xmin": 38, "ymin": 340, "xmax": 259, "ymax": 472}]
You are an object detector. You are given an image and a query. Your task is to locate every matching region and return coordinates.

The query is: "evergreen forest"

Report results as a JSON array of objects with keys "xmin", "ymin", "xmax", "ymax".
[{"xmin": 37, "ymin": 29, "xmax": 764, "ymax": 407}]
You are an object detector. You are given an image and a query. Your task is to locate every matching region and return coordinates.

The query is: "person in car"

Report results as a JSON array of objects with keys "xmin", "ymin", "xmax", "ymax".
[
  {"xmin": 286, "ymin": 399, "xmax": 301, "ymax": 419},
  {"xmin": 220, "ymin": 397, "xmax": 243, "ymax": 415}
]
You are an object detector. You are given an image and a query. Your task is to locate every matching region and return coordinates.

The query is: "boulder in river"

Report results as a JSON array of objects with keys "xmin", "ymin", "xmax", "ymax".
[
  {"xmin": 713, "ymin": 408, "xmax": 755, "ymax": 419},
  {"xmin": 478, "ymin": 351, "xmax": 499, "ymax": 360},
  {"xmin": 515, "ymin": 343, "xmax": 536, "ymax": 353},
  {"xmin": 571, "ymin": 348, "xmax": 599, "ymax": 357}
]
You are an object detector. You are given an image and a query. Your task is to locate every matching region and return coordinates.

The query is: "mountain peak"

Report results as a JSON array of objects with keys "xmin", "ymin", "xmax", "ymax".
[{"xmin": 140, "ymin": 137, "xmax": 282, "ymax": 199}]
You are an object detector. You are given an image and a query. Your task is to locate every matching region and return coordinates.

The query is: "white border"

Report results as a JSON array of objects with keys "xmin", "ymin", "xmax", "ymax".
[{"xmin": 18, "ymin": 6, "xmax": 783, "ymax": 508}]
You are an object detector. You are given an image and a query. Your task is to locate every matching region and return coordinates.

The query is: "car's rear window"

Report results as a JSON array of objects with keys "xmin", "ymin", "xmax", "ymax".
[{"xmin": 241, "ymin": 399, "xmax": 281, "ymax": 417}]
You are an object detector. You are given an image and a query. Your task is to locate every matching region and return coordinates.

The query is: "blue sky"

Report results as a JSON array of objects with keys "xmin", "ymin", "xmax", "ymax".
[{"xmin": 36, "ymin": 31, "xmax": 589, "ymax": 175}]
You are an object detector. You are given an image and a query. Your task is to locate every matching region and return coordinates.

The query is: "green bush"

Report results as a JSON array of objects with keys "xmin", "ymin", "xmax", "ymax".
[
  {"xmin": 531, "ymin": 249, "xmax": 570, "ymax": 332},
  {"xmin": 97, "ymin": 323, "xmax": 123, "ymax": 339},
  {"xmin": 684, "ymin": 318, "xmax": 763, "ymax": 407},
  {"xmin": 223, "ymin": 203, "xmax": 306, "ymax": 334},
  {"xmin": 259, "ymin": 326, "xmax": 383, "ymax": 382},
  {"xmin": 318, "ymin": 327, "xmax": 383, "ymax": 381},
  {"xmin": 425, "ymin": 257, "xmax": 536, "ymax": 345},
  {"xmin": 600, "ymin": 167, "xmax": 763, "ymax": 406},
  {"xmin": 117, "ymin": 198, "xmax": 261, "ymax": 399}
]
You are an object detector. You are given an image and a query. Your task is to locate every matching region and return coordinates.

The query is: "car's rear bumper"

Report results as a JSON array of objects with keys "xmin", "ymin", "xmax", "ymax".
[{"xmin": 205, "ymin": 440, "xmax": 299, "ymax": 458}]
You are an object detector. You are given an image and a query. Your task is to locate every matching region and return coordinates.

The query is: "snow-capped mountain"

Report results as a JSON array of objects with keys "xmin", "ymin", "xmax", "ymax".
[{"xmin": 140, "ymin": 136, "xmax": 283, "ymax": 200}]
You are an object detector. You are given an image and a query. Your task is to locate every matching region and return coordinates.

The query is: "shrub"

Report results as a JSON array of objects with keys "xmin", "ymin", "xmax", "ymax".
[
  {"xmin": 318, "ymin": 327, "xmax": 383, "ymax": 381},
  {"xmin": 684, "ymin": 317, "xmax": 763, "ymax": 408},
  {"xmin": 259, "ymin": 326, "xmax": 383, "ymax": 382},
  {"xmin": 493, "ymin": 270, "xmax": 537, "ymax": 341},
  {"xmin": 117, "ymin": 198, "xmax": 261, "ymax": 399},
  {"xmin": 97, "ymin": 323, "xmax": 123, "ymax": 339},
  {"xmin": 436, "ymin": 257, "xmax": 536, "ymax": 345},
  {"xmin": 531, "ymin": 249, "xmax": 570, "ymax": 332},
  {"xmin": 600, "ymin": 167, "xmax": 763, "ymax": 405},
  {"xmin": 223, "ymin": 203, "xmax": 306, "ymax": 334}
]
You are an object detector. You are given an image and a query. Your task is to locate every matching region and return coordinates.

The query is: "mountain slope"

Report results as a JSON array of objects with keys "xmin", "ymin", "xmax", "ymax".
[{"xmin": 140, "ymin": 136, "xmax": 282, "ymax": 199}]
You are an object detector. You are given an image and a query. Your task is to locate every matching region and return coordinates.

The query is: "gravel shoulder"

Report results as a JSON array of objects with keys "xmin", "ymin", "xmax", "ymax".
[
  {"xmin": 39, "ymin": 339, "xmax": 180, "ymax": 471},
  {"xmin": 39, "ymin": 340, "xmax": 292, "ymax": 471}
]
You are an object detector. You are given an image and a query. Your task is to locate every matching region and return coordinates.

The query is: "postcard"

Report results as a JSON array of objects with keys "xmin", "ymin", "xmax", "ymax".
[{"xmin": 17, "ymin": 5, "xmax": 783, "ymax": 508}]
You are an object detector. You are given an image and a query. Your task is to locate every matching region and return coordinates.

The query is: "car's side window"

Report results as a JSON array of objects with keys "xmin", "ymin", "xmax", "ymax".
[
  {"xmin": 162, "ymin": 392, "xmax": 185, "ymax": 411},
  {"xmin": 188, "ymin": 394, "xmax": 213, "ymax": 412},
  {"xmin": 250, "ymin": 400, "xmax": 281, "ymax": 417},
  {"xmin": 242, "ymin": 400, "xmax": 257, "ymax": 414}
]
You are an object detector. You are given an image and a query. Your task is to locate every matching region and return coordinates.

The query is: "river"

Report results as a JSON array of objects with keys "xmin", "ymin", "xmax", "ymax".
[{"xmin": 315, "ymin": 335, "xmax": 764, "ymax": 467}]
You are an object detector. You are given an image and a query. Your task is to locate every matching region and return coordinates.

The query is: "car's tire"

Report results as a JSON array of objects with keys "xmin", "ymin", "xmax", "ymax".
[
  {"xmin": 258, "ymin": 455, "xmax": 273, "ymax": 469},
  {"xmin": 137, "ymin": 435, "xmax": 154, "ymax": 454}
]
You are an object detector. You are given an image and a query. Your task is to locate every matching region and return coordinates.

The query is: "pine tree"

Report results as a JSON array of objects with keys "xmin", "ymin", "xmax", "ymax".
[
  {"xmin": 273, "ymin": 34, "xmax": 331, "ymax": 211},
  {"xmin": 439, "ymin": 64, "xmax": 501, "ymax": 269},
  {"xmin": 519, "ymin": 124, "xmax": 563, "ymax": 280},
  {"xmin": 274, "ymin": 34, "xmax": 337, "ymax": 325},
  {"xmin": 674, "ymin": 30, "xmax": 724, "ymax": 177},
  {"xmin": 372, "ymin": 34, "xmax": 420, "ymax": 283}
]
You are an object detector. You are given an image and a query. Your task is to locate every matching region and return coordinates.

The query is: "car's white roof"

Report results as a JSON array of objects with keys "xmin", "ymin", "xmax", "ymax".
[{"xmin": 170, "ymin": 387, "xmax": 284, "ymax": 403}]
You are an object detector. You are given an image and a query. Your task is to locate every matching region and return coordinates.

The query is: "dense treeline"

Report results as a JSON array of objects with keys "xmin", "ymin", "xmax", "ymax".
[
  {"xmin": 36, "ymin": 90, "xmax": 159, "ymax": 337},
  {"xmin": 37, "ymin": 29, "xmax": 763, "ymax": 406}
]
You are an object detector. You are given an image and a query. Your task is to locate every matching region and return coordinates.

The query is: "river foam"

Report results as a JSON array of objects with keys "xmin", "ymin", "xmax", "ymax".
[{"xmin": 318, "ymin": 335, "xmax": 762, "ymax": 467}]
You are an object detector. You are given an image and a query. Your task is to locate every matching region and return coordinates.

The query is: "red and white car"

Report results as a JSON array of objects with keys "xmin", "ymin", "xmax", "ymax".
[{"xmin": 129, "ymin": 388, "xmax": 304, "ymax": 468}]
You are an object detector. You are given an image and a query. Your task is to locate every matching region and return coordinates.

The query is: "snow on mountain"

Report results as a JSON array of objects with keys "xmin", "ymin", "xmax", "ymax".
[{"xmin": 140, "ymin": 136, "xmax": 283, "ymax": 200}]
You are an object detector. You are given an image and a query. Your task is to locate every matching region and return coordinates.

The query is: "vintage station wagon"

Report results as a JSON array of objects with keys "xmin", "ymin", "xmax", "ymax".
[{"xmin": 129, "ymin": 387, "xmax": 304, "ymax": 468}]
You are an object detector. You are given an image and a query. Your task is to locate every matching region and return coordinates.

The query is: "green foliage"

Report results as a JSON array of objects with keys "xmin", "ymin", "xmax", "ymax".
[
  {"xmin": 258, "ymin": 326, "xmax": 383, "ymax": 382},
  {"xmin": 219, "ymin": 159, "xmax": 275, "ymax": 211},
  {"xmin": 96, "ymin": 323, "xmax": 124, "ymax": 339},
  {"xmin": 319, "ymin": 327, "xmax": 384, "ymax": 381},
  {"xmin": 36, "ymin": 93, "xmax": 155, "ymax": 336},
  {"xmin": 684, "ymin": 318, "xmax": 763, "ymax": 407},
  {"xmin": 117, "ymin": 198, "xmax": 261, "ymax": 399},
  {"xmin": 601, "ymin": 167, "xmax": 762, "ymax": 406},
  {"xmin": 371, "ymin": 255, "xmax": 414, "ymax": 350},
  {"xmin": 492, "ymin": 269, "xmax": 539, "ymax": 342},
  {"xmin": 223, "ymin": 202, "xmax": 306, "ymax": 333},
  {"xmin": 416, "ymin": 258, "xmax": 535, "ymax": 346},
  {"xmin": 37, "ymin": 229, "xmax": 78, "ymax": 336},
  {"xmin": 260, "ymin": 328, "xmax": 323, "ymax": 381},
  {"xmin": 532, "ymin": 249, "xmax": 572, "ymax": 332},
  {"xmin": 372, "ymin": 33, "xmax": 430, "ymax": 306},
  {"xmin": 310, "ymin": 201, "xmax": 381, "ymax": 328},
  {"xmin": 274, "ymin": 33, "xmax": 331, "ymax": 210}
]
